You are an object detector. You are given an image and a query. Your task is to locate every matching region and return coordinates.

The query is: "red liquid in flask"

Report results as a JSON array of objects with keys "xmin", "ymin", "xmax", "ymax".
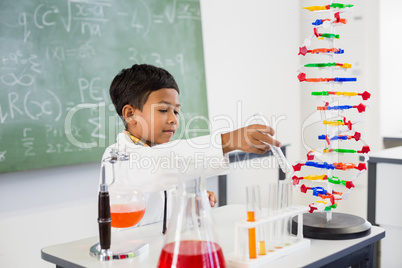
[
  {"xmin": 157, "ymin": 240, "xmax": 226, "ymax": 268},
  {"xmin": 110, "ymin": 204, "xmax": 145, "ymax": 228}
]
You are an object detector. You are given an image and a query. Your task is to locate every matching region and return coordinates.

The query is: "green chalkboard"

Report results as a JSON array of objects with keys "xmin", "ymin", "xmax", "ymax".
[{"xmin": 0, "ymin": 0, "xmax": 209, "ymax": 174}]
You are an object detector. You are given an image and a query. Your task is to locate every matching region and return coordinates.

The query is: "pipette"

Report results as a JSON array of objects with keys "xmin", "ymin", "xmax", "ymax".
[{"xmin": 253, "ymin": 113, "xmax": 292, "ymax": 173}]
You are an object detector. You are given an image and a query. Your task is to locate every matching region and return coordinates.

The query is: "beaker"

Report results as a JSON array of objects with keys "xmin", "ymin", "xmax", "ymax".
[
  {"xmin": 157, "ymin": 177, "xmax": 226, "ymax": 268},
  {"xmin": 108, "ymin": 160, "xmax": 146, "ymax": 229}
]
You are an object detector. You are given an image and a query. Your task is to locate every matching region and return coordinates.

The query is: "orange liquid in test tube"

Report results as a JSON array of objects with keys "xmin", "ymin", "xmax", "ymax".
[
  {"xmin": 258, "ymin": 241, "xmax": 266, "ymax": 255},
  {"xmin": 247, "ymin": 211, "xmax": 257, "ymax": 259}
]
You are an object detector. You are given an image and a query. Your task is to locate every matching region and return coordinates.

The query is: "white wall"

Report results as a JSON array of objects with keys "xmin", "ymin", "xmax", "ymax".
[
  {"xmin": 380, "ymin": 0, "xmax": 402, "ymax": 137},
  {"xmin": 200, "ymin": 0, "xmax": 301, "ymax": 206}
]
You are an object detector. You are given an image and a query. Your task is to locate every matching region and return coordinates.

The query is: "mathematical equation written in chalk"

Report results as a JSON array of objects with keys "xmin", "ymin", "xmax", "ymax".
[
  {"xmin": 15, "ymin": 0, "xmax": 201, "ymax": 40},
  {"xmin": 0, "ymin": 0, "xmax": 208, "ymax": 173}
]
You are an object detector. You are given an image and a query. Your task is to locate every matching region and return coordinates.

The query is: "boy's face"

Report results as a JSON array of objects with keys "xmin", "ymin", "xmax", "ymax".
[{"xmin": 127, "ymin": 88, "xmax": 180, "ymax": 145}]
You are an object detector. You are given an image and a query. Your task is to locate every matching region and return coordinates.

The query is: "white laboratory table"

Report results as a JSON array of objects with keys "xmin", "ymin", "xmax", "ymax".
[{"xmin": 42, "ymin": 204, "xmax": 385, "ymax": 268}]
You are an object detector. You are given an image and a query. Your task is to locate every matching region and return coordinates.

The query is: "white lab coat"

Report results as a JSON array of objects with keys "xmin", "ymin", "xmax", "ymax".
[{"xmin": 101, "ymin": 132, "xmax": 229, "ymax": 226}]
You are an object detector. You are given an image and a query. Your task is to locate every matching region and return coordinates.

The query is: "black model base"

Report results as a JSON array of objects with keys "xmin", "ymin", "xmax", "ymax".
[{"xmin": 292, "ymin": 212, "xmax": 372, "ymax": 240}]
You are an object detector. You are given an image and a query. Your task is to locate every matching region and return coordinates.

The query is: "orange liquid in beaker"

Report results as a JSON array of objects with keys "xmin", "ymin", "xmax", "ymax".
[
  {"xmin": 110, "ymin": 204, "xmax": 145, "ymax": 228},
  {"xmin": 157, "ymin": 240, "xmax": 226, "ymax": 268}
]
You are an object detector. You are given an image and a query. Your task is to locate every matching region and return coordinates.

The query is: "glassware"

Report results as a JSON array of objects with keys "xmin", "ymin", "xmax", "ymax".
[
  {"xmin": 266, "ymin": 182, "xmax": 278, "ymax": 252},
  {"xmin": 252, "ymin": 112, "xmax": 292, "ymax": 174},
  {"xmin": 90, "ymin": 151, "xmax": 148, "ymax": 261},
  {"xmin": 108, "ymin": 159, "xmax": 146, "ymax": 229},
  {"xmin": 157, "ymin": 177, "xmax": 226, "ymax": 268},
  {"xmin": 254, "ymin": 186, "xmax": 266, "ymax": 256},
  {"xmin": 246, "ymin": 186, "xmax": 257, "ymax": 259}
]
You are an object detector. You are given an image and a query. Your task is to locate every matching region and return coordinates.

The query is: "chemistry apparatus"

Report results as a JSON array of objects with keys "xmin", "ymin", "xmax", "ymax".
[
  {"xmin": 157, "ymin": 177, "xmax": 226, "ymax": 268},
  {"xmin": 90, "ymin": 149, "xmax": 148, "ymax": 261},
  {"xmin": 226, "ymin": 183, "xmax": 310, "ymax": 268}
]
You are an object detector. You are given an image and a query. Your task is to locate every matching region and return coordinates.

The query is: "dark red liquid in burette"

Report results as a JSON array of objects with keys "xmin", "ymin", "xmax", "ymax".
[{"xmin": 157, "ymin": 240, "xmax": 226, "ymax": 268}]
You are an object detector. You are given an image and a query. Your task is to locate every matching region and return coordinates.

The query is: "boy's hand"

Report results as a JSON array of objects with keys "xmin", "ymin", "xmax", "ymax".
[
  {"xmin": 207, "ymin": 190, "xmax": 218, "ymax": 207},
  {"xmin": 221, "ymin": 124, "xmax": 282, "ymax": 154}
]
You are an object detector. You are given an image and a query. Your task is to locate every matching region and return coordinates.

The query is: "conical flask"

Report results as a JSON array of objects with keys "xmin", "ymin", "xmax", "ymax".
[{"xmin": 157, "ymin": 177, "xmax": 226, "ymax": 268}]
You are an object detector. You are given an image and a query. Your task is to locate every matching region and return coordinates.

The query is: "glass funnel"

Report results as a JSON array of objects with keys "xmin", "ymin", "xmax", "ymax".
[{"xmin": 157, "ymin": 177, "xmax": 226, "ymax": 268}]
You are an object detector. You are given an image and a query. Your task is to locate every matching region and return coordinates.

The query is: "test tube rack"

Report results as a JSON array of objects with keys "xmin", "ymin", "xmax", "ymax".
[{"xmin": 226, "ymin": 205, "xmax": 310, "ymax": 268}]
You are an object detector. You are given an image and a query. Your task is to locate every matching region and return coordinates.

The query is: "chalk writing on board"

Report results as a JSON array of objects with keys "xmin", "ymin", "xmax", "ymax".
[
  {"xmin": 128, "ymin": 49, "xmax": 185, "ymax": 75},
  {"xmin": 0, "ymin": 151, "xmax": 6, "ymax": 162},
  {"xmin": 64, "ymin": 103, "xmax": 104, "ymax": 149},
  {"xmin": 116, "ymin": 0, "xmax": 152, "ymax": 37},
  {"xmin": 25, "ymin": 90, "xmax": 62, "ymax": 122},
  {"xmin": 33, "ymin": 1, "xmax": 112, "ymax": 35},
  {"xmin": 176, "ymin": 2, "xmax": 201, "ymax": 20},
  {"xmin": 22, "ymin": 128, "xmax": 35, "ymax": 157},
  {"xmin": 33, "ymin": 4, "xmax": 58, "ymax": 30},
  {"xmin": 66, "ymin": 41, "xmax": 96, "ymax": 59},
  {"xmin": 78, "ymin": 77, "xmax": 103, "ymax": 102},
  {"xmin": 1, "ymin": 51, "xmax": 40, "ymax": 86},
  {"xmin": 0, "ymin": 90, "xmax": 63, "ymax": 123},
  {"xmin": 17, "ymin": 12, "xmax": 31, "ymax": 43},
  {"xmin": 46, "ymin": 142, "xmax": 76, "ymax": 154}
]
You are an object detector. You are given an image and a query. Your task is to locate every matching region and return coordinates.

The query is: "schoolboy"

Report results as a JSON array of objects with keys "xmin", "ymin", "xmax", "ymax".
[{"xmin": 103, "ymin": 64, "xmax": 281, "ymax": 226}]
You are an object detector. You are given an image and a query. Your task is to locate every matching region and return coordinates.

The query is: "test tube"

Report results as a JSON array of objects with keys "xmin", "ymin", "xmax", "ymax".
[
  {"xmin": 281, "ymin": 181, "xmax": 291, "ymax": 246},
  {"xmin": 255, "ymin": 186, "xmax": 266, "ymax": 255},
  {"xmin": 252, "ymin": 113, "xmax": 292, "ymax": 174},
  {"xmin": 286, "ymin": 180, "xmax": 295, "ymax": 244},
  {"xmin": 266, "ymin": 182, "xmax": 278, "ymax": 252},
  {"xmin": 275, "ymin": 180, "xmax": 295, "ymax": 247},
  {"xmin": 246, "ymin": 186, "xmax": 257, "ymax": 259},
  {"xmin": 275, "ymin": 181, "xmax": 284, "ymax": 249}
]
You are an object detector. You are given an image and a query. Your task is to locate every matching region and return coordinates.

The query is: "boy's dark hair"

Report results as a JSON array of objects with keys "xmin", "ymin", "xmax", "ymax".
[{"xmin": 109, "ymin": 64, "xmax": 180, "ymax": 126}]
